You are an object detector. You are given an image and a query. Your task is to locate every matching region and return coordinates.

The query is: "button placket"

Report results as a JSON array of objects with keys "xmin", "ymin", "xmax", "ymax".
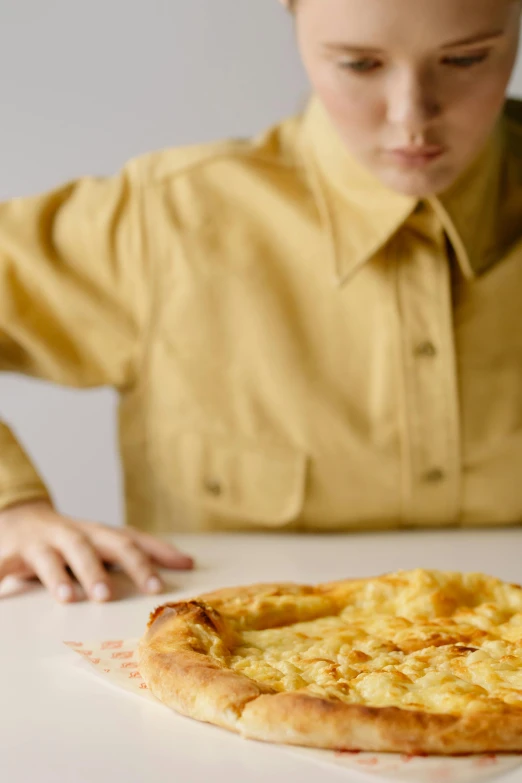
[{"xmin": 395, "ymin": 214, "xmax": 461, "ymax": 526}]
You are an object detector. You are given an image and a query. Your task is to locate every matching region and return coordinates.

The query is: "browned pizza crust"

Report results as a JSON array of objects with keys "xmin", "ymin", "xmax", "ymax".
[
  {"xmin": 137, "ymin": 576, "xmax": 522, "ymax": 754},
  {"xmin": 238, "ymin": 694, "xmax": 522, "ymax": 755},
  {"xmin": 137, "ymin": 600, "xmax": 276, "ymax": 731}
]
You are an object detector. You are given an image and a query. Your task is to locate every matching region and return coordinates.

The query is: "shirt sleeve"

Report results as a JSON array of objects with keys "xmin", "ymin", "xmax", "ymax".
[
  {"xmin": 0, "ymin": 163, "xmax": 150, "ymax": 512},
  {"xmin": 0, "ymin": 422, "xmax": 53, "ymax": 511}
]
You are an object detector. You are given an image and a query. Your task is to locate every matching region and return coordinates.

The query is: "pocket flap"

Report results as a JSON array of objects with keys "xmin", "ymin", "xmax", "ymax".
[{"xmin": 170, "ymin": 432, "xmax": 307, "ymax": 527}]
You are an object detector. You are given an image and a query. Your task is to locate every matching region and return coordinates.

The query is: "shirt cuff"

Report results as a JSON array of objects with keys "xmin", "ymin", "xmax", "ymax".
[{"xmin": 0, "ymin": 422, "xmax": 53, "ymax": 512}]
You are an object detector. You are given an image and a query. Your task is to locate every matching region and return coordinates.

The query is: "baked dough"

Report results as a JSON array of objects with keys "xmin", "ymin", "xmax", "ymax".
[{"xmin": 138, "ymin": 569, "xmax": 522, "ymax": 754}]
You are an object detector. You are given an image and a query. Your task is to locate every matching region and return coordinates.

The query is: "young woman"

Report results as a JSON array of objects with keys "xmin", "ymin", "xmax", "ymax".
[{"xmin": 0, "ymin": 0, "xmax": 520, "ymax": 603}]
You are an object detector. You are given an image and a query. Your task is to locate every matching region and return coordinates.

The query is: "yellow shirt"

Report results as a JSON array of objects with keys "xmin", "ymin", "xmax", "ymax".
[{"xmin": 1, "ymin": 97, "xmax": 521, "ymax": 533}]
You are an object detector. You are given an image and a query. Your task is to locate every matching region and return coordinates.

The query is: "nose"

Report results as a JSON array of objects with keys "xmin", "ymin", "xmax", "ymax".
[{"xmin": 386, "ymin": 67, "xmax": 441, "ymax": 136}]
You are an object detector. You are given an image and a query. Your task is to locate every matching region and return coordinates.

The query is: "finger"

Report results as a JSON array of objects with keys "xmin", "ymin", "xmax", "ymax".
[
  {"xmin": 24, "ymin": 546, "xmax": 76, "ymax": 603},
  {"xmin": 125, "ymin": 529, "xmax": 195, "ymax": 570},
  {"xmin": 58, "ymin": 532, "xmax": 112, "ymax": 602},
  {"xmin": 98, "ymin": 537, "xmax": 164, "ymax": 595},
  {"xmin": 0, "ymin": 554, "xmax": 31, "ymax": 581}
]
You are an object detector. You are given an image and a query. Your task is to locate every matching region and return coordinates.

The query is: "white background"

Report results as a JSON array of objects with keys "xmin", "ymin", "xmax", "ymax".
[{"xmin": 0, "ymin": 1, "xmax": 521, "ymax": 526}]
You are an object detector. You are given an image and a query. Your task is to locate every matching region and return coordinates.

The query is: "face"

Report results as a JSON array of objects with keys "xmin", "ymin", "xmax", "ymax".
[{"xmin": 288, "ymin": 0, "xmax": 521, "ymax": 196}]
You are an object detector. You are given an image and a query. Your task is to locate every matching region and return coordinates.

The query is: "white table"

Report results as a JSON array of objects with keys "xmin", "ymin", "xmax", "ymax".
[{"xmin": 2, "ymin": 529, "xmax": 522, "ymax": 783}]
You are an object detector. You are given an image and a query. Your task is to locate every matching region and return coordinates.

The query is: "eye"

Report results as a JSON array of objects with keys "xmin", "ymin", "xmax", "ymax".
[
  {"xmin": 442, "ymin": 52, "xmax": 489, "ymax": 68},
  {"xmin": 339, "ymin": 58, "xmax": 381, "ymax": 73}
]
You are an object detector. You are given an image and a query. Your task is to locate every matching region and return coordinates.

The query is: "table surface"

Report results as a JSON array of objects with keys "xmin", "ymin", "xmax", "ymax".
[{"xmin": 3, "ymin": 528, "xmax": 522, "ymax": 783}]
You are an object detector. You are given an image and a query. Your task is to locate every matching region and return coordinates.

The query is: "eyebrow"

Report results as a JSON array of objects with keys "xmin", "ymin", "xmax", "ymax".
[
  {"xmin": 322, "ymin": 31, "xmax": 505, "ymax": 55},
  {"xmin": 440, "ymin": 31, "xmax": 505, "ymax": 49}
]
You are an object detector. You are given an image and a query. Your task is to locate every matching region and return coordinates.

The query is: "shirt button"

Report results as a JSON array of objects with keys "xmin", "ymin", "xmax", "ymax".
[
  {"xmin": 423, "ymin": 468, "xmax": 445, "ymax": 484},
  {"xmin": 204, "ymin": 479, "xmax": 223, "ymax": 497},
  {"xmin": 415, "ymin": 341, "xmax": 437, "ymax": 358}
]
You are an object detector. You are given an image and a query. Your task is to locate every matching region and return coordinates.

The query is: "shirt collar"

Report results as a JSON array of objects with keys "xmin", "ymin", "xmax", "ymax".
[{"xmin": 300, "ymin": 96, "xmax": 506, "ymax": 285}]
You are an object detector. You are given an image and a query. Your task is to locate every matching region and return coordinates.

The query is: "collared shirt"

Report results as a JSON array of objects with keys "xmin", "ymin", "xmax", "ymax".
[{"xmin": 0, "ymin": 97, "xmax": 521, "ymax": 532}]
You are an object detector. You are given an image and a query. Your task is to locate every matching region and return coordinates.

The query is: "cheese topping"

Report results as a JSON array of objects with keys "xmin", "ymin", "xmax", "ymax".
[{"xmin": 224, "ymin": 570, "xmax": 522, "ymax": 715}]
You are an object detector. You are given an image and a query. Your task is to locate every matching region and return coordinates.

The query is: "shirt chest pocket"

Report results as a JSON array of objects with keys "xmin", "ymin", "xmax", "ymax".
[{"xmin": 159, "ymin": 431, "xmax": 308, "ymax": 530}]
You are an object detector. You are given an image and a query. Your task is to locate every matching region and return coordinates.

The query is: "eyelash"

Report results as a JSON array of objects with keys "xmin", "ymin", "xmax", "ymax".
[{"xmin": 339, "ymin": 52, "xmax": 490, "ymax": 74}]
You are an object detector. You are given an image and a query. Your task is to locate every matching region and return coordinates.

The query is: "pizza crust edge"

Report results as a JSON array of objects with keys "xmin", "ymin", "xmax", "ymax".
[{"xmin": 137, "ymin": 599, "xmax": 274, "ymax": 732}]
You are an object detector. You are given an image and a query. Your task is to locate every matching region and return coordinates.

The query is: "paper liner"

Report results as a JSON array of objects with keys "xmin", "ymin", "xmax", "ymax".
[{"xmin": 65, "ymin": 639, "xmax": 522, "ymax": 783}]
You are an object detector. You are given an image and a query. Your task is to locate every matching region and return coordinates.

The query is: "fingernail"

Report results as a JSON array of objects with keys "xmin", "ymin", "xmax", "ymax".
[
  {"xmin": 56, "ymin": 583, "xmax": 74, "ymax": 603},
  {"xmin": 146, "ymin": 576, "xmax": 163, "ymax": 594},
  {"xmin": 92, "ymin": 582, "xmax": 111, "ymax": 602},
  {"xmin": 180, "ymin": 555, "xmax": 195, "ymax": 569}
]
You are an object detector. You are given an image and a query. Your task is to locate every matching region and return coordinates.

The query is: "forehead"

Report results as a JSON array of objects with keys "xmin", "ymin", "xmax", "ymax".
[{"xmin": 298, "ymin": 0, "xmax": 518, "ymax": 46}]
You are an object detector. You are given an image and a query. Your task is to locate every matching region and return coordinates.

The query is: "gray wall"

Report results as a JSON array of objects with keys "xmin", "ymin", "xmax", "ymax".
[{"xmin": 1, "ymin": 1, "xmax": 521, "ymax": 527}]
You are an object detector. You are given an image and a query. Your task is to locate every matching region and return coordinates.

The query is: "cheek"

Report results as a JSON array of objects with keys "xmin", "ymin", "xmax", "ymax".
[
  {"xmin": 310, "ymin": 65, "xmax": 384, "ymax": 140},
  {"xmin": 447, "ymin": 72, "xmax": 512, "ymax": 147}
]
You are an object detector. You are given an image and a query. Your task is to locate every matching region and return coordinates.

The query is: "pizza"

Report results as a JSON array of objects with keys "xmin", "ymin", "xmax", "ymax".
[{"xmin": 137, "ymin": 569, "xmax": 522, "ymax": 755}]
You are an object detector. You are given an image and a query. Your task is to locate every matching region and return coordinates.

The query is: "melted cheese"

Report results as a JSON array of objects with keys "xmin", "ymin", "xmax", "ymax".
[{"xmin": 225, "ymin": 570, "xmax": 522, "ymax": 715}]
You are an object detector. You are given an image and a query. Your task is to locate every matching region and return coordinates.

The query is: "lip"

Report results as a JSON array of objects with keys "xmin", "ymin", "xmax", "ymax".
[{"xmin": 386, "ymin": 146, "xmax": 445, "ymax": 166}]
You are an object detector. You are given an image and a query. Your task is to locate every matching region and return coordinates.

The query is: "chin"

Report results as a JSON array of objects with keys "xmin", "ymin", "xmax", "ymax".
[
  {"xmin": 376, "ymin": 162, "xmax": 461, "ymax": 198},
  {"xmin": 381, "ymin": 175, "xmax": 439, "ymax": 197}
]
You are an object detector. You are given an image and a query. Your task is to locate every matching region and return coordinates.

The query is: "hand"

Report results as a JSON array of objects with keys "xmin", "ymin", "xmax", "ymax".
[{"xmin": 0, "ymin": 500, "xmax": 194, "ymax": 603}]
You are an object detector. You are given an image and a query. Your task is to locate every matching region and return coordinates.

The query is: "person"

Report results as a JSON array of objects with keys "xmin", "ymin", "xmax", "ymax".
[{"xmin": 0, "ymin": 0, "xmax": 521, "ymax": 604}]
